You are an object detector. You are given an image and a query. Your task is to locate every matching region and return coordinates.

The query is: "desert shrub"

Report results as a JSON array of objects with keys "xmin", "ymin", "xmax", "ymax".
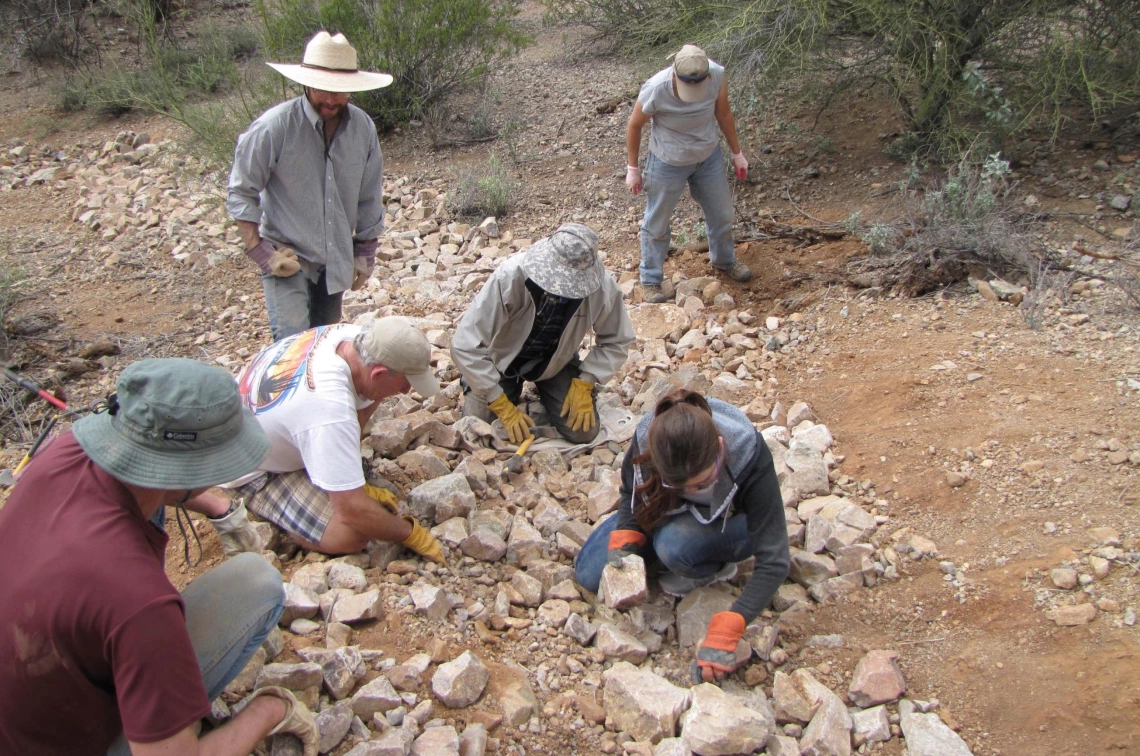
[
  {"xmin": 0, "ymin": 267, "xmax": 27, "ymax": 362},
  {"xmin": 846, "ymin": 152, "xmax": 1038, "ymax": 295},
  {"xmin": 4, "ymin": 0, "xmax": 98, "ymax": 65},
  {"xmin": 544, "ymin": 0, "xmax": 1140, "ymax": 155},
  {"xmin": 449, "ymin": 154, "xmax": 518, "ymax": 218},
  {"xmin": 255, "ymin": 0, "xmax": 530, "ymax": 130}
]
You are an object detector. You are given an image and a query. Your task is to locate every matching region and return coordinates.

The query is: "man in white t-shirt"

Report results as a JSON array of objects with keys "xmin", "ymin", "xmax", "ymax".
[
  {"xmin": 625, "ymin": 44, "xmax": 752, "ymax": 303},
  {"xmin": 205, "ymin": 316, "xmax": 445, "ymax": 562}
]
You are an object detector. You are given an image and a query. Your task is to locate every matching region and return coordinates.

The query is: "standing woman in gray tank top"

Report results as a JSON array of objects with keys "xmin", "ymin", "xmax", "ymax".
[{"xmin": 625, "ymin": 45, "xmax": 752, "ymax": 304}]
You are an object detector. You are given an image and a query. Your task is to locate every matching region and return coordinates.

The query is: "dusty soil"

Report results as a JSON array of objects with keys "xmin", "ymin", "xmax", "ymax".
[{"xmin": 1, "ymin": 3, "xmax": 1138, "ymax": 755}]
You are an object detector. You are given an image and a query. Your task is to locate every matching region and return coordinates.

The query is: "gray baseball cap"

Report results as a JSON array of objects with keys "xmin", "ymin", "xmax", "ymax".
[
  {"xmin": 520, "ymin": 223, "xmax": 604, "ymax": 299},
  {"xmin": 73, "ymin": 358, "xmax": 270, "ymax": 489}
]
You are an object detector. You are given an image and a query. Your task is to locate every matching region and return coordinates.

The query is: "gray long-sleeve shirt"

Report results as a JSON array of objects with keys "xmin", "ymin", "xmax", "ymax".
[{"xmin": 226, "ymin": 96, "xmax": 385, "ymax": 295}]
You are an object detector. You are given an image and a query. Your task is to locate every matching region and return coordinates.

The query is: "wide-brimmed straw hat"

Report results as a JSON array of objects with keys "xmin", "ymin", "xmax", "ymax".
[
  {"xmin": 267, "ymin": 31, "xmax": 393, "ymax": 93},
  {"xmin": 671, "ymin": 44, "xmax": 710, "ymax": 103},
  {"xmin": 520, "ymin": 223, "xmax": 605, "ymax": 299},
  {"xmin": 73, "ymin": 358, "xmax": 270, "ymax": 489}
]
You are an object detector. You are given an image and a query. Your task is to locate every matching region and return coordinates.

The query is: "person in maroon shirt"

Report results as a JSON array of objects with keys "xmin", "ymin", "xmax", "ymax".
[{"xmin": 0, "ymin": 358, "xmax": 319, "ymax": 756}]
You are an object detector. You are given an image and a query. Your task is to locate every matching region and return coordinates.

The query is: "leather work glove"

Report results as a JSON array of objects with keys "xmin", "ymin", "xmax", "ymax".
[
  {"xmin": 488, "ymin": 393, "xmax": 535, "ymax": 445},
  {"xmin": 364, "ymin": 482, "xmax": 399, "ymax": 514},
  {"xmin": 402, "ymin": 515, "xmax": 445, "ymax": 564},
  {"xmin": 731, "ymin": 152, "xmax": 749, "ymax": 181},
  {"xmin": 246, "ymin": 686, "xmax": 319, "ymax": 756},
  {"xmin": 351, "ymin": 256, "xmax": 374, "ymax": 291},
  {"xmin": 268, "ymin": 246, "xmax": 301, "ymax": 277},
  {"xmin": 693, "ymin": 611, "xmax": 746, "ymax": 684},
  {"xmin": 208, "ymin": 499, "xmax": 263, "ymax": 557},
  {"xmin": 606, "ymin": 529, "xmax": 646, "ymax": 568},
  {"xmin": 559, "ymin": 377, "xmax": 596, "ymax": 433},
  {"xmin": 626, "ymin": 165, "xmax": 642, "ymax": 195}
]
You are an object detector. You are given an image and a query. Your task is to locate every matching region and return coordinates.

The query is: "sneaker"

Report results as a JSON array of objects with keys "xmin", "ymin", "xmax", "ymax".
[
  {"xmin": 658, "ymin": 562, "xmax": 738, "ymax": 598},
  {"xmin": 642, "ymin": 284, "xmax": 670, "ymax": 304},
  {"xmin": 717, "ymin": 261, "xmax": 752, "ymax": 282}
]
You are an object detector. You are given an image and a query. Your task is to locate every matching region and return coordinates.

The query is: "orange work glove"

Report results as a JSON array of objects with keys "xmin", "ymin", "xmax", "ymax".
[
  {"xmin": 364, "ymin": 482, "xmax": 399, "ymax": 514},
  {"xmin": 606, "ymin": 529, "xmax": 646, "ymax": 567},
  {"xmin": 401, "ymin": 515, "xmax": 445, "ymax": 565},
  {"xmin": 693, "ymin": 611, "xmax": 746, "ymax": 683}
]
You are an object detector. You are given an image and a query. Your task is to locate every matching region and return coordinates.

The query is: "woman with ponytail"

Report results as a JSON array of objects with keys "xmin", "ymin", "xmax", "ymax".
[{"xmin": 574, "ymin": 389, "xmax": 788, "ymax": 682}]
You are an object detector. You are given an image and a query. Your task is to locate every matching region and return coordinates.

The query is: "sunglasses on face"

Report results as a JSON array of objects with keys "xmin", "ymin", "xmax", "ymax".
[{"xmin": 676, "ymin": 71, "xmax": 709, "ymax": 84}]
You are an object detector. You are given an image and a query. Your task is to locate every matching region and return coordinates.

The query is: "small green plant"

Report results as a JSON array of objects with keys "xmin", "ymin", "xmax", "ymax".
[
  {"xmin": 449, "ymin": 154, "xmax": 519, "ymax": 218},
  {"xmin": 861, "ymin": 224, "xmax": 898, "ymax": 255}
]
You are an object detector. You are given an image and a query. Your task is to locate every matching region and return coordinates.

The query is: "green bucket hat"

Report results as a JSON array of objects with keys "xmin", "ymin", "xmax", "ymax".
[{"xmin": 73, "ymin": 358, "xmax": 270, "ymax": 489}]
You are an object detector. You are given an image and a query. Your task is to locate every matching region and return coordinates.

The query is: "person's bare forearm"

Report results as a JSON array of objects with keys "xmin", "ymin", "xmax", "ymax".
[
  {"xmin": 332, "ymin": 489, "xmax": 413, "ymax": 541},
  {"xmin": 716, "ymin": 110, "xmax": 742, "ymax": 155},
  {"xmin": 200, "ymin": 696, "xmax": 286, "ymax": 756},
  {"xmin": 626, "ymin": 121, "xmax": 643, "ymax": 167},
  {"xmin": 236, "ymin": 220, "xmax": 260, "ymax": 250}
]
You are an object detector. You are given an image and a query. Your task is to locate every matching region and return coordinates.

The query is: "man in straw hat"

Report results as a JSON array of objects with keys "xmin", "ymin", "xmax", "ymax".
[
  {"xmin": 228, "ymin": 31, "xmax": 394, "ymax": 341},
  {"xmin": 0, "ymin": 359, "xmax": 320, "ymax": 755},
  {"xmin": 201, "ymin": 317, "xmax": 446, "ymax": 562},
  {"xmin": 625, "ymin": 44, "xmax": 752, "ymax": 303},
  {"xmin": 452, "ymin": 223, "xmax": 634, "ymax": 444}
]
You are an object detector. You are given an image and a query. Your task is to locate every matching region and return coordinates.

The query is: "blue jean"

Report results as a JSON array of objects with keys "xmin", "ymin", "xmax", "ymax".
[
  {"xmin": 639, "ymin": 145, "xmax": 737, "ymax": 286},
  {"xmin": 574, "ymin": 509, "xmax": 754, "ymax": 594},
  {"xmin": 262, "ymin": 266, "xmax": 344, "ymax": 341},
  {"xmin": 107, "ymin": 551, "xmax": 284, "ymax": 755}
]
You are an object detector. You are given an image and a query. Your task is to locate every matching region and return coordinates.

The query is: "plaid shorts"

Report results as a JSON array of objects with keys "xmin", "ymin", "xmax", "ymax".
[{"xmin": 239, "ymin": 470, "xmax": 335, "ymax": 545}]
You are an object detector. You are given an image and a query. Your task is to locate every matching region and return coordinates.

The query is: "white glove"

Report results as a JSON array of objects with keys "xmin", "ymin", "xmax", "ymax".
[
  {"xmin": 351, "ymin": 256, "xmax": 374, "ymax": 291},
  {"xmin": 731, "ymin": 152, "xmax": 748, "ymax": 181},
  {"xmin": 247, "ymin": 686, "xmax": 319, "ymax": 756},
  {"xmin": 626, "ymin": 165, "xmax": 642, "ymax": 195}
]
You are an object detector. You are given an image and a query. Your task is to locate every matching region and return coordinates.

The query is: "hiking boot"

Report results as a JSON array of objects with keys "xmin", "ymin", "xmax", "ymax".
[
  {"xmin": 717, "ymin": 261, "xmax": 752, "ymax": 282},
  {"xmin": 658, "ymin": 562, "xmax": 738, "ymax": 598},
  {"xmin": 642, "ymin": 284, "xmax": 670, "ymax": 304}
]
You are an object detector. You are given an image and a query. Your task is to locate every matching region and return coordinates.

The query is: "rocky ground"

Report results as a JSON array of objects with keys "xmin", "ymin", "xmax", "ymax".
[{"xmin": 1, "ymin": 3, "xmax": 1139, "ymax": 755}]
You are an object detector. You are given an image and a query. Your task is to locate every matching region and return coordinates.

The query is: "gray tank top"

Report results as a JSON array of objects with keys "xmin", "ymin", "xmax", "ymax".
[{"xmin": 637, "ymin": 62, "xmax": 726, "ymax": 167}]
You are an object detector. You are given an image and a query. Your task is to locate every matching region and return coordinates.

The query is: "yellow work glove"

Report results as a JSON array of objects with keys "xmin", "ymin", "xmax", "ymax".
[
  {"xmin": 559, "ymin": 377, "xmax": 596, "ymax": 433},
  {"xmin": 402, "ymin": 515, "xmax": 445, "ymax": 564},
  {"xmin": 268, "ymin": 246, "xmax": 301, "ymax": 278},
  {"xmin": 488, "ymin": 393, "xmax": 535, "ymax": 445},
  {"xmin": 364, "ymin": 483, "xmax": 399, "ymax": 514}
]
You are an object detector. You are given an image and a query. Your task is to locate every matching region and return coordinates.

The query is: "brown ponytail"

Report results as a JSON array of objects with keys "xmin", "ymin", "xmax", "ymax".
[{"xmin": 633, "ymin": 389, "xmax": 720, "ymax": 531}]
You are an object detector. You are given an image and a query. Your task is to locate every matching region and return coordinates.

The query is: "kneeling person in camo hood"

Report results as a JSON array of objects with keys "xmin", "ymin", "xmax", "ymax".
[{"xmin": 451, "ymin": 223, "xmax": 634, "ymax": 444}]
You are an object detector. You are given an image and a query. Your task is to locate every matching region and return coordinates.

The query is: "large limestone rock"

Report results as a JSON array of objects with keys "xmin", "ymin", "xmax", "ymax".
[
  {"xmin": 329, "ymin": 589, "xmax": 384, "ymax": 624},
  {"xmin": 460, "ymin": 528, "xmax": 507, "ymax": 562},
  {"xmin": 784, "ymin": 442, "xmax": 831, "ymax": 498},
  {"xmin": 600, "ymin": 554, "xmax": 649, "ymax": 610},
  {"xmin": 799, "ymin": 688, "xmax": 852, "ymax": 756},
  {"xmin": 408, "ymin": 474, "xmax": 476, "ymax": 525},
  {"xmin": 459, "ymin": 722, "xmax": 487, "ymax": 756},
  {"xmin": 675, "ymin": 587, "xmax": 735, "ymax": 649},
  {"xmin": 411, "ymin": 725, "xmax": 460, "ymax": 755},
  {"xmin": 707, "ymin": 374, "xmax": 752, "ymax": 405},
  {"xmin": 432, "ymin": 651, "xmax": 489, "ymax": 708},
  {"xmin": 653, "ymin": 739, "xmax": 692, "ymax": 756},
  {"xmin": 410, "ymin": 582, "xmax": 453, "ymax": 621},
  {"xmin": 680, "ymin": 684, "xmax": 773, "ymax": 755},
  {"xmin": 351, "ymin": 674, "xmax": 403, "ymax": 719},
  {"xmin": 280, "ymin": 584, "xmax": 320, "ymax": 626},
  {"xmin": 501, "ymin": 680, "xmax": 538, "ymax": 726},
  {"xmin": 788, "ymin": 549, "xmax": 839, "ymax": 588},
  {"xmin": 256, "ymin": 662, "xmax": 322, "ymax": 692},
  {"xmin": 772, "ymin": 668, "xmax": 834, "ymax": 724},
  {"xmin": 848, "ymin": 650, "xmax": 906, "ymax": 707},
  {"xmin": 316, "ymin": 701, "xmax": 354, "ymax": 753},
  {"xmin": 603, "ymin": 661, "xmax": 692, "ymax": 744},
  {"xmin": 632, "ymin": 304, "xmax": 690, "ymax": 340},
  {"xmin": 851, "ymin": 705, "xmax": 890, "ymax": 747},
  {"xmin": 506, "ymin": 516, "xmax": 546, "ymax": 563},
  {"xmin": 898, "ymin": 700, "xmax": 973, "ymax": 755},
  {"xmin": 351, "ymin": 728, "xmax": 415, "ymax": 755},
  {"xmin": 595, "ymin": 623, "xmax": 648, "ymax": 664}
]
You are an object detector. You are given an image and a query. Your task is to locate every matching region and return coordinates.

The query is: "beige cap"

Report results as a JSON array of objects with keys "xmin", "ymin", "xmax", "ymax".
[
  {"xmin": 267, "ymin": 31, "xmax": 394, "ymax": 93},
  {"xmin": 672, "ymin": 44, "xmax": 710, "ymax": 103},
  {"xmin": 358, "ymin": 316, "xmax": 440, "ymax": 397}
]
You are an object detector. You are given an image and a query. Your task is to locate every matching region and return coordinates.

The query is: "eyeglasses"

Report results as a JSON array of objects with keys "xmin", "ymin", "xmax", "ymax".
[
  {"xmin": 660, "ymin": 449, "xmax": 722, "ymax": 491},
  {"xmin": 675, "ymin": 71, "xmax": 709, "ymax": 84}
]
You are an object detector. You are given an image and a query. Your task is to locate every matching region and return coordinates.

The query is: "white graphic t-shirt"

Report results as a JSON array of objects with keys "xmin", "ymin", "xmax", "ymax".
[{"xmin": 235, "ymin": 324, "xmax": 372, "ymax": 491}]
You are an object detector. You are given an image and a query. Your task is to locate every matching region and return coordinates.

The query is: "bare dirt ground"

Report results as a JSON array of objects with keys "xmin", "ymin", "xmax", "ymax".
[{"xmin": 1, "ymin": 3, "xmax": 1138, "ymax": 755}]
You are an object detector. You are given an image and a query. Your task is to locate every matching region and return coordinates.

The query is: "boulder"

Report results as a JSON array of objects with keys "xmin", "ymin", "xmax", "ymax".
[
  {"xmin": 256, "ymin": 662, "xmax": 322, "ymax": 692},
  {"xmin": 408, "ymin": 474, "xmax": 476, "ymax": 525},
  {"xmin": 280, "ymin": 584, "xmax": 320, "ymax": 626},
  {"xmin": 602, "ymin": 661, "xmax": 692, "ymax": 744},
  {"xmin": 458, "ymin": 723, "xmax": 487, "ymax": 756},
  {"xmin": 600, "ymin": 554, "xmax": 649, "ymax": 610},
  {"xmin": 329, "ymin": 589, "xmax": 384, "ymax": 624},
  {"xmin": 460, "ymin": 529, "xmax": 507, "ymax": 562},
  {"xmin": 851, "ymin": 705, "xmax": 890, "ymax": 746},
  {"xmin": 328, "ymin": 562, "xmax": 368, "ymax": 592},
  {"xmin": 316, "ymin": 701, "xmax": 354, "ymax": 753},
  {"xmin": 410, "ymin": 582, "xmax": 453, "ymax": 622},
  {"xmin": 680, "ymin": 683, "xmax": 773, "ymax": 755},
  {"xmin": 898, "ymin": 699, "xmax": 973, "ymax": 756},
  {"xmin": 351, "ymin": 674, "xmax": 403, "ymax": 719},
  {"xmin": 788, "ymin": 549, "xmax": 839, "ymax": 588},
  {"xmin": 771, "ymin": 668, "xmax": 833, "ymax": 724},
  {"xmin": 595, "ymin": 624, "xmax": 648, "ymax": 664},
  {"xmin": 848, "ymin": 650, "xmax": 906, "ymax": 707},
  {"xmin": 799, "ymin": 693, "xmax": 852, "ymax": 756},
  {"xmin": 675, "ymin": 587, "xmax": 735, "ymax": 649},
  {"xmin": 501, "ymin": 681, "xmax": 538, "ymax": 726},
  {"xmin": 432, "ymin": 651, "xmax": 489, "ymax": 708},
  {"xmin": 411, "ymin": 725, "xmax": 460, "ymax": 756}
]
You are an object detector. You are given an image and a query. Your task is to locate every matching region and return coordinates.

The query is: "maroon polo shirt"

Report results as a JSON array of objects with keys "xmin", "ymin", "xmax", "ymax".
[{"xmin": 0, "ymin": 432, "xmax": 210, "ymax": 753}]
